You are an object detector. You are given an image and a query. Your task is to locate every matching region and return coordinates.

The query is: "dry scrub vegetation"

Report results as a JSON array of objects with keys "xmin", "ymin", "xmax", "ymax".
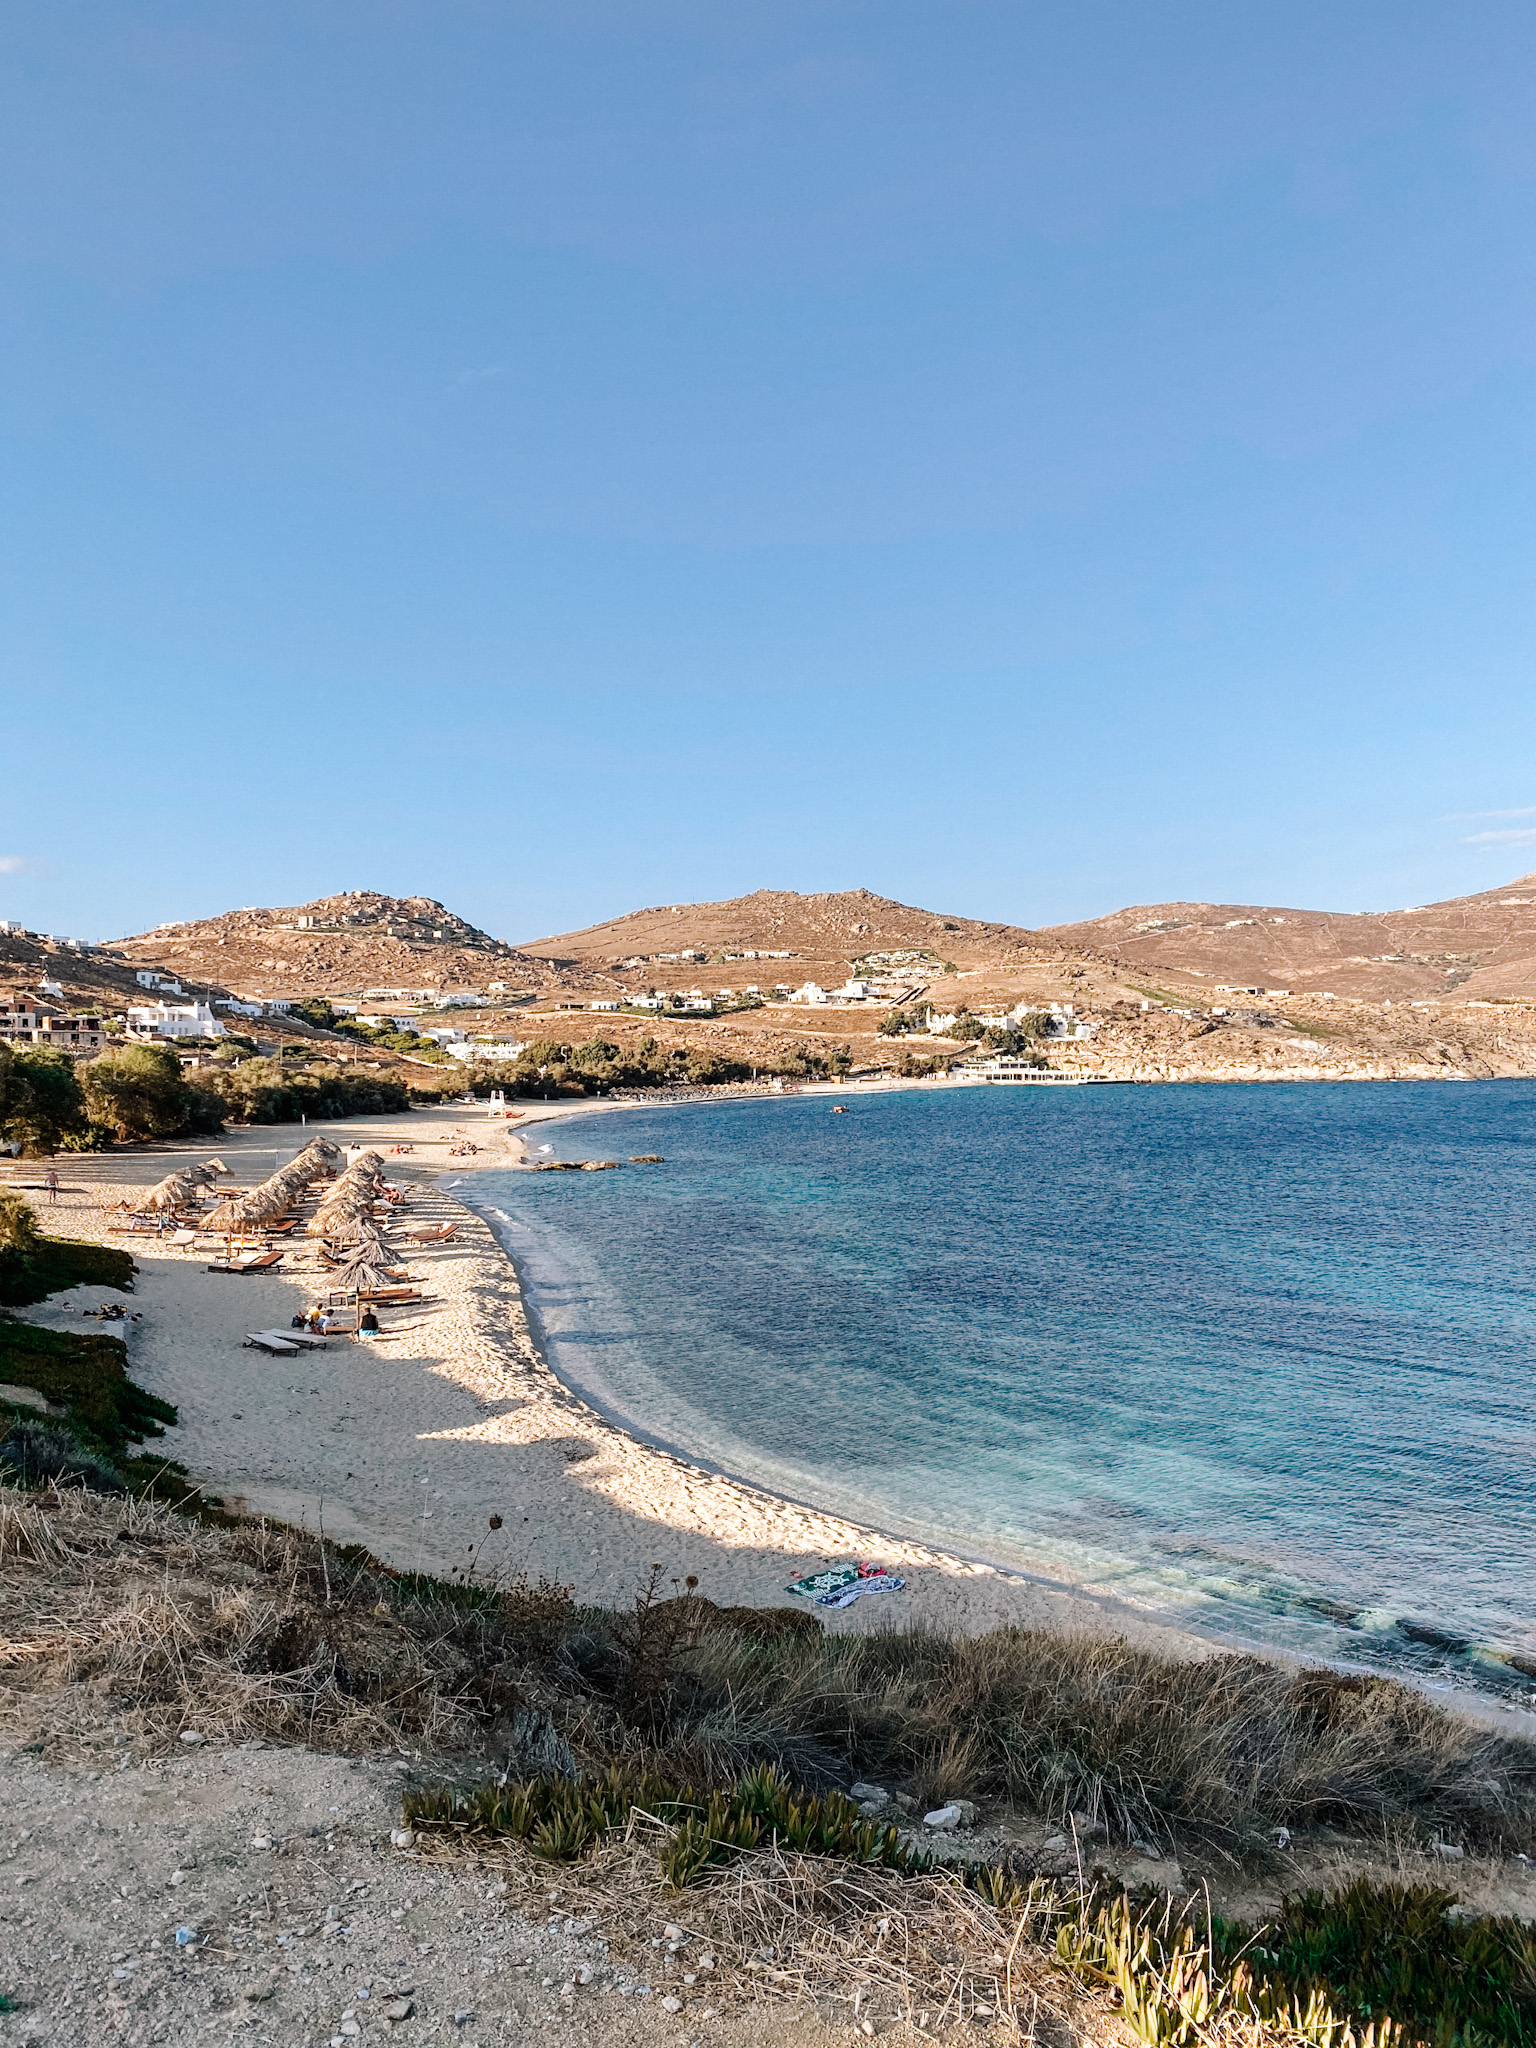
[
  {"xmin": 5, "ymin": 1483, "xmax": 1536, "ymax": 2045},
  {"xmin": 4, "ymin": 1481, "xmax": 1533, "ymax": 1862}
]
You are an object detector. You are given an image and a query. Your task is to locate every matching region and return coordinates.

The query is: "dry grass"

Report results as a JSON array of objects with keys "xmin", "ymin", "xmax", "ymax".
[
  {"xmin": 0, "ymin": 1482, "xmax": 522, "ymax": 1759},
  {"xmin": 417, "ymin": 1814, "xmax": 1110, "ymax": 2044},
  {"xmin": 649, "ymin": 1624, "xmax": 1536, "ymax": 1853},
  {"xmin": 6, "ymin": 1481, "xmax": 1533, "ymax": 1866},
  {"xmin": 412, "ymin": 1816, "xmax": 1409, "ymax": 2046}
]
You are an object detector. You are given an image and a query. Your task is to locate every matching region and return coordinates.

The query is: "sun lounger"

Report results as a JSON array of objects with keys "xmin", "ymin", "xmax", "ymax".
[
  {"xmin": 355, "ymin": 1286, "xmax": 423, "ymax": 1304},
  {"xmin": 251, "ymin": 1327, "xmax": 328, "ymax": 1350},
  {"xmin": 406, "ymin": 1224, "xmax": 457, "ymax": 1243},
  {"xmin": 167, "ymin": 1229, "xmax": 199, "ymax": 1248},
  {"xmin": 244, "ymin": 1332, "xmax": 302, "ymax": 1356},
  {"xmin": 206, "ymin": 1251, "xmax": 284, "ymax": 1273}
]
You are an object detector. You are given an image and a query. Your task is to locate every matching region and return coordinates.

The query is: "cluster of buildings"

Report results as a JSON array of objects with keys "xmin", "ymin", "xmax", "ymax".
[
  {"xmin": 0, "ymin": 996, "xmax": 107, "ymax": 1055},
  {"xmin": 0, "ymin": 921, "xmax": 93, "ymax": 952}
]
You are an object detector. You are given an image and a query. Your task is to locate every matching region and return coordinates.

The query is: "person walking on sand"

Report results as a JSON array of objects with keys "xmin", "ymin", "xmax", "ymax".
[{"xmin": 45, "ymin": 1168, "xmax": 58, "ymax": 1205}]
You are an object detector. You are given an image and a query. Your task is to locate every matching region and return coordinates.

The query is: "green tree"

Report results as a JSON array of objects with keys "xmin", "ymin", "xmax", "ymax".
[
  {"xmin": 0, "ymin": 1187, "xmax": 41, "ymax": 1253},
  {"xmin": 294, "ymin": 997, "xmax": 338, "ymax": 1029},
  {"xmin": 81, "ymin": 1043, "xmax": 194, "ymax": 1142},
  {"xmin": 0, "ymin": 1047, "xmax": 88, "ymax": 1155}
]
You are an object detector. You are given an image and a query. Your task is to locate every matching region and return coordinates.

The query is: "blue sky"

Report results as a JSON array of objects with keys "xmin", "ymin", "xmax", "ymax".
[{"xmin": 4, "ymin": 2, "xmax": 1533, "ymax": 945}]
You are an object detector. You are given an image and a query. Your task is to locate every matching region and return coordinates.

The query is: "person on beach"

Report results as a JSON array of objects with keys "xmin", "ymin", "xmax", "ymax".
[
  {"xmin": 45, "ymin": 1169, "xmax": 58, "ymax": 1205},
  {"xmin": 358, "ymin": 1307, "xmax": 380, "ymax": 1338}
]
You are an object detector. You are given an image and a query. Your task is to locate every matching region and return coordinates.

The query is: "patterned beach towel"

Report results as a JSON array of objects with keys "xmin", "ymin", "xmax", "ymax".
[{"xmin": 786, "ymin": 1561, "xmax": 908, "ymax": 1608}]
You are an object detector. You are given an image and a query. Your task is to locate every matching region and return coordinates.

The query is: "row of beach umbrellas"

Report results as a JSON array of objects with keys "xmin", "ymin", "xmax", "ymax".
[
  {"xmin": 305, "ymin": 1150, "xmax": 390, "ymax": 1239},
  {"xmin": 203, "ymin": 1136, "xmax": 346, "ymax": 1233},
  {"xmin": 141, "ymin": 1156, "xmax": 231, "ymax": 1213}
]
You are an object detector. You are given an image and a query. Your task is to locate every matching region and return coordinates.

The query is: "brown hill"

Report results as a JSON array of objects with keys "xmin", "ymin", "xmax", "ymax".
[
  {"xmin": 0, "ymin": 928, "xmax": 174, "ymax": 1011},
  {"xmin": 102, "ymin": 891, "xmax": 562, "ymax": 1002},
  {"xmin": 1045, "ymin": 873, "xmax": 1536, "ymax": 1003},
  {"xmin": 520, "ymin": 885, "xmax": 1071, "ymax": 991}
]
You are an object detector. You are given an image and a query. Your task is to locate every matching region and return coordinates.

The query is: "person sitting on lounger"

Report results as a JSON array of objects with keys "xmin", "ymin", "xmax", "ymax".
[
  {"xmin": 317, "ymin": 1310, "xmax": 336, "ymax": 1335},
  {"xmin": 358, "ymin": 1307, "xmax": 380, "ymax": 1338}
]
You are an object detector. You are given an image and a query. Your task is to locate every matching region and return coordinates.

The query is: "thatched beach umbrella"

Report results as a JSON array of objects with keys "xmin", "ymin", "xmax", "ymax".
[
  {"xmin": 324, "ymin": 1214, "xmax": 395, "ymax": 1250},
  {"xmin": 144, "ymin": 1173, "xmax": 198, "ymax": 1213},
  {"xmin": 308, "ymin": 1187, "xmax": 376, "ymax": 1236},
  {"xmin": 182, "ymin": 1158, "xmax": 231, "ymax": 1188},
  {"xmin": 333, "ymin": 1246, "xmax": 396, "ymax": 1297}
]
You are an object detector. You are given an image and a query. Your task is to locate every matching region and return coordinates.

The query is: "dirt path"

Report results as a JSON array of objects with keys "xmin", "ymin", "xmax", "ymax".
[{"xmin": 0, "ymin": 1738, "xmax": 891, "ymax": 2047}]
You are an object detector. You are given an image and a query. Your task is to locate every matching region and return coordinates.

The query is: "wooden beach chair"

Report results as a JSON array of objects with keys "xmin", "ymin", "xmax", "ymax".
[
  {"xmin": 406, "ymin": 1223, "xmax": 457, "ymax": 1243},
  {"xmin": 244, "ymin": 1332, "xmax": 302, "ymax": 1356},
  {"xmin": 250, "ymin": 1327, "xmax": 328, "ymax": 1350},
  {"xmin": 356, "ymin": 1285, "xmax": 423, "ymax": 1305}
]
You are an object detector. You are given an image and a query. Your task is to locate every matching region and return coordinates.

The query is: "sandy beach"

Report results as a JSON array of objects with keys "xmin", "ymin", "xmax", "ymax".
[{"xmin": 1, "ymin": 1095, "xmax": 1231, "ymax": 1663}]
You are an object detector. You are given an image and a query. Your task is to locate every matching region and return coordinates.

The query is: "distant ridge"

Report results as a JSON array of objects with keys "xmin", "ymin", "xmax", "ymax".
[
  {"xmin": 103, "ymin": 890, "xmax": 558, "ymax": 999},
  {"xmin": 520, "ymin": 885, "xmax": 1062, "ymax": 970},
  {"xmin": 1046, "ymin": 873, "xmax": 1536, "ymax": 1002}
]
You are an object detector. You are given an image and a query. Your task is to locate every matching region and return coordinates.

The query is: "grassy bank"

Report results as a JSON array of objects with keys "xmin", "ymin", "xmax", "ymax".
[{"xmin": 3, "ymin": 1482, "xmax": 1533, "ymax": 2044}]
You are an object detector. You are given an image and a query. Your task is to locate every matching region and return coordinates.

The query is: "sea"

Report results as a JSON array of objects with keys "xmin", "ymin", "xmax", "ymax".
[{"xmin": 460, "ymin": 1081, "xmax": 1536, "ymax": 1701}]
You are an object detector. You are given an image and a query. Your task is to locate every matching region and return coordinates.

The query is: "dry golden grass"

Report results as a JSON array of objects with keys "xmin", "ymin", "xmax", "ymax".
[{"xmin": 0, "ymin": 1483, "xmax": 514, "ymax": 1759}]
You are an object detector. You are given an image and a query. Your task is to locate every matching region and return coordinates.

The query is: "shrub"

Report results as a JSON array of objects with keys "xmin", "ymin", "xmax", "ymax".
[
  {"xmin": 0, "ymin": 1225, "xmax": 137, "ymax": 1308},
  {"xmin": 0, "ymin": 1045, "xmax": 87, "ymax": 1154},
  {"xmin": 81, "ymin": 1042, "xmax": 194, "ymax": 1142},
  {"xmin": 0, "ymin": 1419, "xmax": 125, "ymax": 1493},
  {"xmin": 0, "ymin": 1321, "xmax": 175, "ymax": 1457},
  {"xmin": 194, "ymin": 1058, "xmax": 412, "ymax": 1124},
  {"xmin": 404, "ymin": 1763, "xmax": 914, "ymax": 1890}
]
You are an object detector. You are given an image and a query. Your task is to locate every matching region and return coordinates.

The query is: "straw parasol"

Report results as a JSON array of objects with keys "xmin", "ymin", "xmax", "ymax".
[
  {"xmin": 182, "ymin": 1158, "xmax": 231, "ymax": 1188},
  {"xmin": 333, "ymin": 1248, "xmax": 394, "ymax": 1297},
  {"xmin": 324, "ymin": 1214, "xmax": 397, "ymax": 1251},
  {"xmin": 143, "ymin": 1172, "xmax": 198, "ymax": 1213}
]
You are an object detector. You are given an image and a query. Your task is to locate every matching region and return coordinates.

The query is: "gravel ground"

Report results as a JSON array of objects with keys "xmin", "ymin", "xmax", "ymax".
[{"xmin": 0, "ymin": 1741, "xmax": 869, "ymax": 2048}]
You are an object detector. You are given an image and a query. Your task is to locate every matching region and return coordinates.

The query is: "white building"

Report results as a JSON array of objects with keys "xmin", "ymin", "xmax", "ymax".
[
  {"xmin": 789, "ymin": 982, "xmax": 830, "ymax": 1006},
  {"xmin": 446, "ymin": 1038, "xmax": 526, "ymax": 1062},
  {"xmin": 589, "ymin": 1000, "xmax": 621, "ymax": 1011},
  {"xmin": 126, "ymin": 1001, "xmax": 226, "ymax": 1040},
  {"xmin": 135, "ymin": 970, "xmax": 184, "ymax": 994},
  {"xmin": 215, "ymin": 998, "xmax": 265, "ymax": 1018},
  {"xmin": 422, "ymin": 1026, "xmax": 467, "ymax": 1046},
  {"xmin": 434, "ymin": 991, "xmax": 487, "ymax": 1009}
]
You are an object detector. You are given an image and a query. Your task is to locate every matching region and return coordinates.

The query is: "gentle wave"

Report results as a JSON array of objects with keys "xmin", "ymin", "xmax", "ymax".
[{"xmin": 472, "ymin": 1082, "xmax": 1536, "ymax": 1701}]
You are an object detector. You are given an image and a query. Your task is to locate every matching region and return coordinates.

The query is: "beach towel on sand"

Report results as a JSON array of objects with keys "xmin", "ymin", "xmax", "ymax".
[{"xmin": 787, "ymin": 1561, "xmax": 907, "ymax": 1608}]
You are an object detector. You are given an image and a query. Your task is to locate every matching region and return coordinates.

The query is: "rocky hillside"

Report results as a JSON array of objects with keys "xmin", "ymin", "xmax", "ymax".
[
  {"xmin": 0, "ymin": 929, "xmax": 181, "ymax": 1011},
  {"xmin": 1046, "ymin": 873, "xmax": 1536, "ymax": 1003},
  {"xmin": 102, "ymin": 892, "xmax": 565, "ymax": 1001},
  {"xmin": 519, "ymin": 886, "xmax": 1077, "ymax": 993}
]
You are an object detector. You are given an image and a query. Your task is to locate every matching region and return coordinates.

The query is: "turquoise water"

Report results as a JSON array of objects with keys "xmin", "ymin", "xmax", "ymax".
[{"xmin": 467, "ymin": 1082, "xmax": 1536, "ymax": 1695}]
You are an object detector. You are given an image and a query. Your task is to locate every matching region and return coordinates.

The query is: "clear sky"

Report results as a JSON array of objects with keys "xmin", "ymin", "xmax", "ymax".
[{"xmin": 4, "ymin": 2, "xmax": 1533, "ymax": 946}]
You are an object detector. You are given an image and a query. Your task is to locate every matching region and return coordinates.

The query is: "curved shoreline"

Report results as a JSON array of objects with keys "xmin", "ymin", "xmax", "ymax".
[
  {"xmin": 445, "ymin": 1096, "xmax": 1536, "ymax": 1728},
  {"xmin": 16, "ymin": 1102, "xmax": 1532, "ymax": 1736}
]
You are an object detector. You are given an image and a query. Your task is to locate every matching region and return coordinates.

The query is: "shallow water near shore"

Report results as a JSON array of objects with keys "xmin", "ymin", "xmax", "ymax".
[{"xmin": 470, "ymin": 1082, "xmax": 1536, "ymax": 1698}]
